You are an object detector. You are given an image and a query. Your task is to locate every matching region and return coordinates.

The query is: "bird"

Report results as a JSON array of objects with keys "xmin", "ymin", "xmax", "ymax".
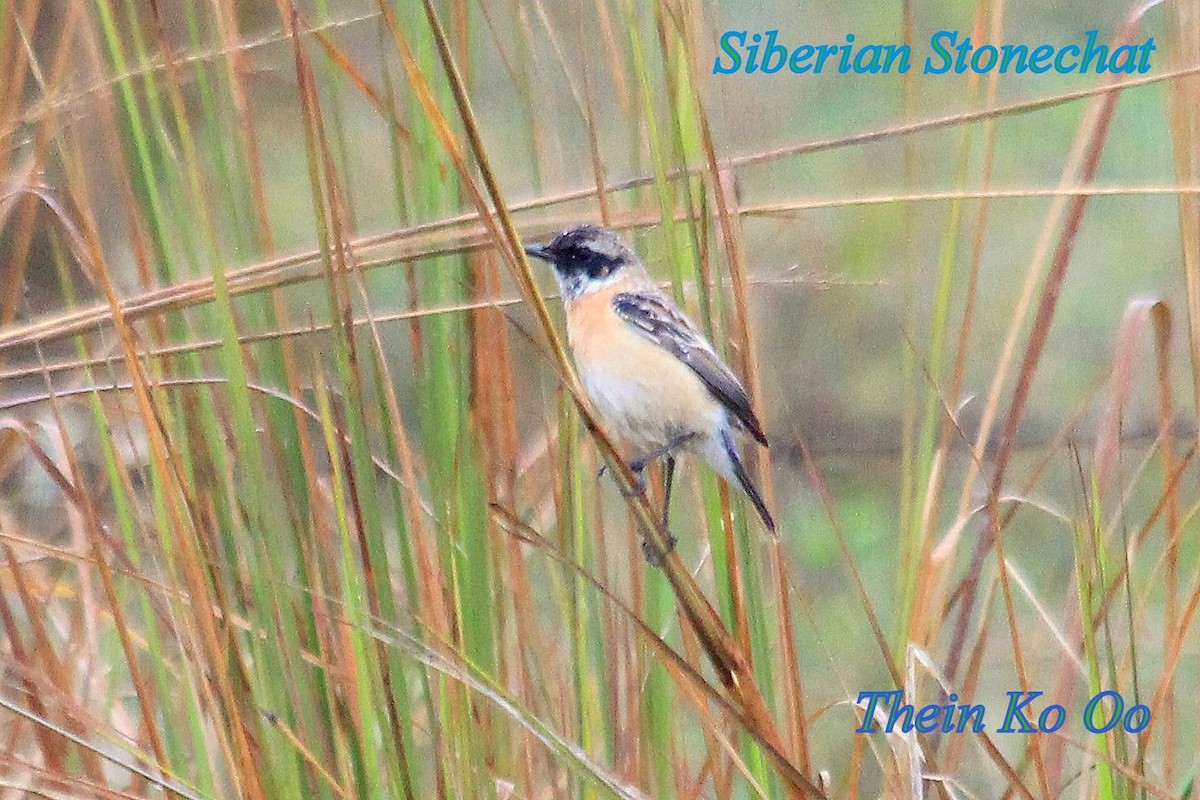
[{"xmin": 524, "ymin": 224, "xmax": 775, "ymax": 556}]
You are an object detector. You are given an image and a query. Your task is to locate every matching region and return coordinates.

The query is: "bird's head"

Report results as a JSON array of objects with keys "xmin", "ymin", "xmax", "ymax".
[{"xmin": 524, "ymin": 225, "xmax": 638, "ymax": 299}]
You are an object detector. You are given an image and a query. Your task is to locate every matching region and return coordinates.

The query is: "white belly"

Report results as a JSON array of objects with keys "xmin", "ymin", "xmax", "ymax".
[
  {"xmin": 578, "ymin": 361, "xmax": 722, "ymax": 452},
  {"xmin": 580, "ymin": 367, "xmax": 655, "ymax": 443}
]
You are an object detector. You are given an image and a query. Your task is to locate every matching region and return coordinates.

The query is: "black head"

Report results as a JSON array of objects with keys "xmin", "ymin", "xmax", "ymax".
[{"xmin": 524, "ymin": 225, "xmax": 637, "ymax": 296}]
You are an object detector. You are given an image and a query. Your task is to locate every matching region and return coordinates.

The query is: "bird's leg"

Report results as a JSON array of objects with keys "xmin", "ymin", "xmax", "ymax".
[
  {"xmin": 628, "ymin": 432, "xmax": 696, "ymax": 474},
  {"xmin": 621, "ymin": 432, "xmax": 694, "ymax": 499},
  {"xmin": 638, "ymin": 444, "xmax": 690, "ymax": 565},
  {"xmin": 637, "ymin": 459, "xmax": 679, "ymax": 565},
  {"xmin": 656, "ymin": 455, "xmax": 679, "ymax": 556},
  {"xmin": 597, "ymin": 432, "xmax": 695, "ymax": 488},
  {"xmin": 661, "ymin": 455, "xmax": 677, "ymax": 530},
  {"xmin": 623, "ymin": 464, "xmax": 648, "ymax": 497},
  {"xmin": 603, "ymin": 457, "xmax": 647, "ymax": 496}
]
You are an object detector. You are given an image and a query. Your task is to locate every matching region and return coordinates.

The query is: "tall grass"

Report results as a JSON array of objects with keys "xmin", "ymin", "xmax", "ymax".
[{"xmin": 1, "ymin": 0, "xmax": 1198, "ymax": 798}]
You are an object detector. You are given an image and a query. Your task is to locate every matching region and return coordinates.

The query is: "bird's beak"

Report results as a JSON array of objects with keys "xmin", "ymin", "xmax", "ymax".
[{"xmin": 523, "ymin": 243, "xmax": 551, "ymax": 262}]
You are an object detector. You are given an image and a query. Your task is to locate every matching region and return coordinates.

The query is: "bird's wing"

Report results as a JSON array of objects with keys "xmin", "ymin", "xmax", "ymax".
[{"xmin": 612, "ymin": 290, "xmax": 768, "ymax": 446}]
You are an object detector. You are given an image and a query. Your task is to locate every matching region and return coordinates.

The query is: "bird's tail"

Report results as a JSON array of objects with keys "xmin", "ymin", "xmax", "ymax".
[{"xmin": 720, "ymin": 430, "xmax": 776, "ymax": 533}]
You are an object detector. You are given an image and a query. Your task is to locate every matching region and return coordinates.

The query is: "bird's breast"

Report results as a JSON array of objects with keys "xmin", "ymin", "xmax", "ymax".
[{"xmin": 565, "ymin": 284, "xmax": 722, "ymax": 449}]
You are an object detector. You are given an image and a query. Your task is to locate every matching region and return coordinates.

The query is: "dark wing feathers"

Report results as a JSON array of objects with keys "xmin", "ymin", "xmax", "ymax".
[{"xmin": 612, "ymin": 291, "xmax": 768, "ymax": 446}]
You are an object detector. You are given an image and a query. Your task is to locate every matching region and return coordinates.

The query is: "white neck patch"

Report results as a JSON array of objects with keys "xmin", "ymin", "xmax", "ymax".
[{"xmin": 557, "ymin": 263, "xmax": 637, "ymax": 301}]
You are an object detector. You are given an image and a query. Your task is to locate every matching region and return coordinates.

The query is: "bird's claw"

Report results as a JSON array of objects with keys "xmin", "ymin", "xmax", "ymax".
[
  {"xmin": 641, "ymin": 532, "xmax": 677, "ymax": 567},
  {"xmin": 620, "ymin": 471, "xmax": 647, "ymax": 496},
  {"xmin": 598, "ymin": 461, "xmax": 646, "ymax": 496}
]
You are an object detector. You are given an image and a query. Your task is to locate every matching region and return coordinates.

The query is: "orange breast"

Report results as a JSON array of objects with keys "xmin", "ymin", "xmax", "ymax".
[{"xmin": 565, "ymin": 279, "xmax": 722, "ymax": 450}]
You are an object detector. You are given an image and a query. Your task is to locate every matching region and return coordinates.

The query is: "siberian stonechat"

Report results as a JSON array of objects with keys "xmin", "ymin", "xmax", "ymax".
[{"xmin": 524, "ymin": 224, "xmax": 775, "ymax": 550}]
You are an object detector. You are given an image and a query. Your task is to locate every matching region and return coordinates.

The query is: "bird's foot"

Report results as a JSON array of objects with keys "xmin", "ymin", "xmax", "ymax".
[
  {"xmin": 621, "ymin": 468, "xmax": 647, "ymax": 496},
  {"xmin": 598, "ymin": 461, "xmax": 647, "ymax": 496},
  {"xmin": 641, "ymin": 531, "xmax": 677, "ymax": 567}
]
